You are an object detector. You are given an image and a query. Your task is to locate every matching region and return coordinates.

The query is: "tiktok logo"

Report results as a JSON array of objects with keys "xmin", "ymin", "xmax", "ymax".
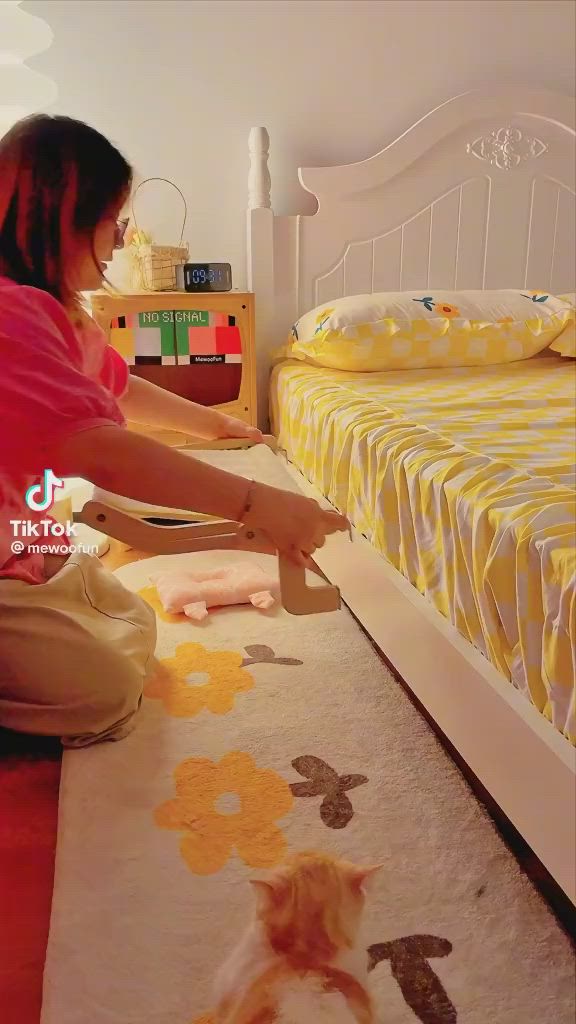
[{"xmin": 25, "ymin": 469, "xmax": 64, "ymax": 512}]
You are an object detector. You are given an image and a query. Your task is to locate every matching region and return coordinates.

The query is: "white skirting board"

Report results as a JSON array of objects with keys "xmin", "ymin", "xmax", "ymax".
[{"xmin": 281, "ymin": 457, "xmax": 576, "ymax": 905}]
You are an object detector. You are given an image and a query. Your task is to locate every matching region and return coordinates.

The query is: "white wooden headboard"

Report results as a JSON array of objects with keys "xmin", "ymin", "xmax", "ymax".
[{"xmin": 247, "ymin": 87, "xmax": 575, "ymax": 421}]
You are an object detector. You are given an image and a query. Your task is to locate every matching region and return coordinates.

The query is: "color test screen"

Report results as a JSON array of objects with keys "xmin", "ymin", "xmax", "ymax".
[{"xmin": 109, "ymin": 309, "xmax": 242, "ymax": 406}]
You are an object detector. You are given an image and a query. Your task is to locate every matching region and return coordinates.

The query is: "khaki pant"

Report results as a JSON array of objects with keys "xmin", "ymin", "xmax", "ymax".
[{"xmin": 0, "ymin": 552, "xmax": 157, "ymax": 748}]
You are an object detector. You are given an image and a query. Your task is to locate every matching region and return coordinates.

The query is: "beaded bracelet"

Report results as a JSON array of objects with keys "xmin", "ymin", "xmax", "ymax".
[{"xmin": 239, "ymin": 479, "xmax": 257, "ymax": 522}]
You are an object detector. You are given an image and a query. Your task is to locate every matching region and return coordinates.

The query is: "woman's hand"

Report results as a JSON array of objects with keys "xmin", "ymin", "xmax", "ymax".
[
  {"xmin": 120, "ymin": 376, "xmax": 264, "ymax": 443},
  {"xmin": 243, "ymin": 482, "xmax": 349, "ymax": 564},
  {"xmin": 219, "ymin": 415, "xmax": 264, "ymax": 444}
]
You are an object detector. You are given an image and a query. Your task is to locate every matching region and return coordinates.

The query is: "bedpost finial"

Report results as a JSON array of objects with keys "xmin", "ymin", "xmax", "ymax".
[{"xmin": 248, "ymin": 127, "xmax": 271, "ymax": 210}]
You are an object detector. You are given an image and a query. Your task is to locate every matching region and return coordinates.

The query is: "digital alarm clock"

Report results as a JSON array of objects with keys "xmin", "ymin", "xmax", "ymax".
[{"xmin": 176, "ymin": 262, "xmax": 232, "ymax": 292}]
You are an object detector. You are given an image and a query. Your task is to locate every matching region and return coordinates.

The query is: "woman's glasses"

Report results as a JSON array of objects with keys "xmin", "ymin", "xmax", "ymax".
[{"xmin": 114, "ymin": 218, "xmax": 129, "ymax": 250}]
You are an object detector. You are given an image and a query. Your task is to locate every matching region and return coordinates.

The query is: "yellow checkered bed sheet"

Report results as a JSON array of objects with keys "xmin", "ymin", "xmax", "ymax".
[{"xmin": 271, "ymin": 355, "xmax": 576, "ymax": 742}]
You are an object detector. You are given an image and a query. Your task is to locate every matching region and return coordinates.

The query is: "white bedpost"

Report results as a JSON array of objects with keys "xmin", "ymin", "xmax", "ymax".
[
  {"xmin": 247, "ymin": 127, "xmax": 275, "ymax": 430},
  {"xmin": 248, "ymin": 126, "xmax": 271, "ymax": 210}
]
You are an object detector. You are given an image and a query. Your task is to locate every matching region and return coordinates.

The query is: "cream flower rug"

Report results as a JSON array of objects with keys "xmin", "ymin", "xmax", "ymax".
[{"xmin": 41, "ymin": 468, "xmax": 575, "ymax": 1024}]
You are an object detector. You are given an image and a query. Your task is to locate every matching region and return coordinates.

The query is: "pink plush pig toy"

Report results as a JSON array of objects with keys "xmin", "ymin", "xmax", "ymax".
[{"xmin": 151, "ymin": 563, "xmax": 280, "ymax": 621}]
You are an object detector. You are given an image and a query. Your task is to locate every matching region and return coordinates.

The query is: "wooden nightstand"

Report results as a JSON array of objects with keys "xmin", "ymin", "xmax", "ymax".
[{"xmin": 91, "ymin": 290, "xmax": 256, "ymax": 447}]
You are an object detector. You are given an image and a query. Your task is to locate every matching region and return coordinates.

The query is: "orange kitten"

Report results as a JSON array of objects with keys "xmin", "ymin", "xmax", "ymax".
[{"xmin": 214, "ymin": 851, "xmax": 382, "ymax": 1024}]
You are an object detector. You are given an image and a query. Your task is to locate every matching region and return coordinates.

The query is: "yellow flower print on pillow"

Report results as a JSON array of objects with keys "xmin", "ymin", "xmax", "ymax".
[
  {"xmin": 155, "ymin": 751, "xmax": 294, "ymax": 875},
  {"xmin": 413, "ymin": 297, "xmax": 460, "ymax": 317},
  {"xmin": 145, "ymin": 642, "xmax": 254, "ymax": 717},
  {"xmin": 433, "ymin": 301, "xmax": 460, "ymax": 318},
  {"xmin": 314, "ymin": 307, "xmax": 335, "ymax": 334}
]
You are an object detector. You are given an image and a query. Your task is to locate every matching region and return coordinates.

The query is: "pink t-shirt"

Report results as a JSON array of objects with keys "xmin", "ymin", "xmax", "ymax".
[{"xmin": 0, "ymin": 277, "xmax": 129, "ymax": 584}]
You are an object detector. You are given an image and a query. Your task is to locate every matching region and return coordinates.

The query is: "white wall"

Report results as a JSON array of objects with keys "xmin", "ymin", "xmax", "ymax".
[{"xmin": 26, "ymin": 0, "xmax": 576, "ymax": 289}]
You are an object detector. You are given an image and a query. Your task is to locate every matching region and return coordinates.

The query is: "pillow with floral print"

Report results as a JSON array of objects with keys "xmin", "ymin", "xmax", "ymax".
[
  {"xmin": 549, "ymin": 294, "xmax": 575, "ymax": 358},
  {"xmin": 283, "ymin": 290, "xmax": 572, "ymax": 371}
]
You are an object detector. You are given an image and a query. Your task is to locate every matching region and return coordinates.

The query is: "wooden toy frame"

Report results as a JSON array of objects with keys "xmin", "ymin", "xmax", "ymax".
[
  {"xmin": 91, "ymin": 290, "xmax": 258, "ymax": 446},
  {"xmin": 75, "ymin": 436, "xmax": 341, "ymax": 616}
]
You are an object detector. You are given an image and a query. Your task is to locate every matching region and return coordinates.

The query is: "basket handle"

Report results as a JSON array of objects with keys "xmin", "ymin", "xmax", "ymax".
[{"xmin": 130, "ymin": 177, "xmax": 187, "ymax": 246}]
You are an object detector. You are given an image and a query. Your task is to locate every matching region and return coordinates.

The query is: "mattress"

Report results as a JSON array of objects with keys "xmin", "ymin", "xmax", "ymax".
[{"xmin": 271, "ymin": 355, "xmax": 576, "ymax": 742}]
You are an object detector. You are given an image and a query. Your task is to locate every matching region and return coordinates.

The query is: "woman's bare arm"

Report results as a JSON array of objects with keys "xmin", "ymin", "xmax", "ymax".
[
  {"xmin": 53, "ymin": 424, "xmax": 250, "ymax": 520},
  {"xmin": 51, "ymin": 425, "xmax": 349, "ymax": 559}
]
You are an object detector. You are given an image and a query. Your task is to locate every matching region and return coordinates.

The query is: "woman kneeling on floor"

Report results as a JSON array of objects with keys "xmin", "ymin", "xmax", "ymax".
[{"xmin": 0, "ymin": 116, "xmax": 348, "ymax": 748}]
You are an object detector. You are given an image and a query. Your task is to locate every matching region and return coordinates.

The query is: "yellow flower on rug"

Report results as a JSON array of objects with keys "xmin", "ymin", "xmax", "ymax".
[
  {"xmin": 155, "ymin": 751, "xmax": 294, "ymax": 875},
  {"xmin": 138, "ymin": 585, "xmax": 183, "ymax": 624},
  {"xmin": 145, "ymin": 642, "xmax": 254, "ymax": 717}
]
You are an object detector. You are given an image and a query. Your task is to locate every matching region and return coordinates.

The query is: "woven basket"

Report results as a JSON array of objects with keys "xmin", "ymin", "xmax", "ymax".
[
  {"xmin": 135, "ymin": 243, "xmax": 188, "ymax": 291},
  {"xmin": 131, "ymin": 178, "xmax": 188, "ymax": 292}
]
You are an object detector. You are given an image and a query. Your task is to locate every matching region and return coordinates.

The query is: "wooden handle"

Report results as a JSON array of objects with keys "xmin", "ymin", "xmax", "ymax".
[
  {"xmin": 76, "ymin": 500, "xmax": 341, "ymax": 615},
  {"xmin": 278, "ymin": 558, "xmax": 341, "ymax": 615},
  {"xmin": 75, "ymin": 502, "xmax": 237, "ymax": 555},
  {"xmin": 235, "ymin": 526, "xmax": 341, "ymax": 616}
]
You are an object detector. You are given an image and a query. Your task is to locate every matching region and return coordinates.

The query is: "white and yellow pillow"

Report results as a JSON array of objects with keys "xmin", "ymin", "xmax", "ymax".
[
  {"xmin": 549, "ymin": 294, "xmax": 575, "ymax": 358},
  {"xmin": 284, "ymin": 290, "xmax": 573, "ymax": 371}
]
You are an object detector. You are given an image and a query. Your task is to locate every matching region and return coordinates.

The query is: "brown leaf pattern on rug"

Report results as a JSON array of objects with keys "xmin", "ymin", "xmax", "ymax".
[
  {"xmin": 290, "ymin": 755, "xmax": 368, "ymax": 829},
  {"xmin": 241, "ymin": 645, "xmax": 303, "ymax": 668},
  {"xmin": 369, "ymin": 935, "xmax": 457, "ymax": 1023},
  {"xmin": 190, "ymin": 936, "xmax": 456, "ymax": 1024}
]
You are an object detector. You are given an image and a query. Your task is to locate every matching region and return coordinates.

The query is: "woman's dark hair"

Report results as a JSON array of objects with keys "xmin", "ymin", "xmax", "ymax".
[{"xmin": 0, "ymin": 114, "xmax": 132, "ymax": 305}]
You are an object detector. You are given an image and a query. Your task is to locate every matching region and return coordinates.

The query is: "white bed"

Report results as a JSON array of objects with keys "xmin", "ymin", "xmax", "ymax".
[{"xmin": 246, "ymin": 87, "xmax": 576, "ymax": 903}]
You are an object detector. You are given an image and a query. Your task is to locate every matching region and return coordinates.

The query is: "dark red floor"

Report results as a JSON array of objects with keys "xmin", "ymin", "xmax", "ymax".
[{"xmin": 0, "ymin": 732, "xmax": 61, "ymax": 1024}]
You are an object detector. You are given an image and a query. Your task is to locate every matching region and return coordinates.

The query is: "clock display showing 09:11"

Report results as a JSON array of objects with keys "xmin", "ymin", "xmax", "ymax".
[{"xmin": 182, "ymin": 262, "xmax": 232, "ymax": 292}]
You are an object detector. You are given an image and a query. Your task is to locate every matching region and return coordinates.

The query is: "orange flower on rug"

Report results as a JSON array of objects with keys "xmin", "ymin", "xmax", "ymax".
[
  {"xmin": 144, "ymin": 642, "xmax": 254, "ymax": 717},
  {"xmin": 155, "ymin": 751, "xmax": 294, "ymax": 875},
  {"xmin": 191, "ymin": 1016, "xmax": 215, "ymax": 1024}
]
